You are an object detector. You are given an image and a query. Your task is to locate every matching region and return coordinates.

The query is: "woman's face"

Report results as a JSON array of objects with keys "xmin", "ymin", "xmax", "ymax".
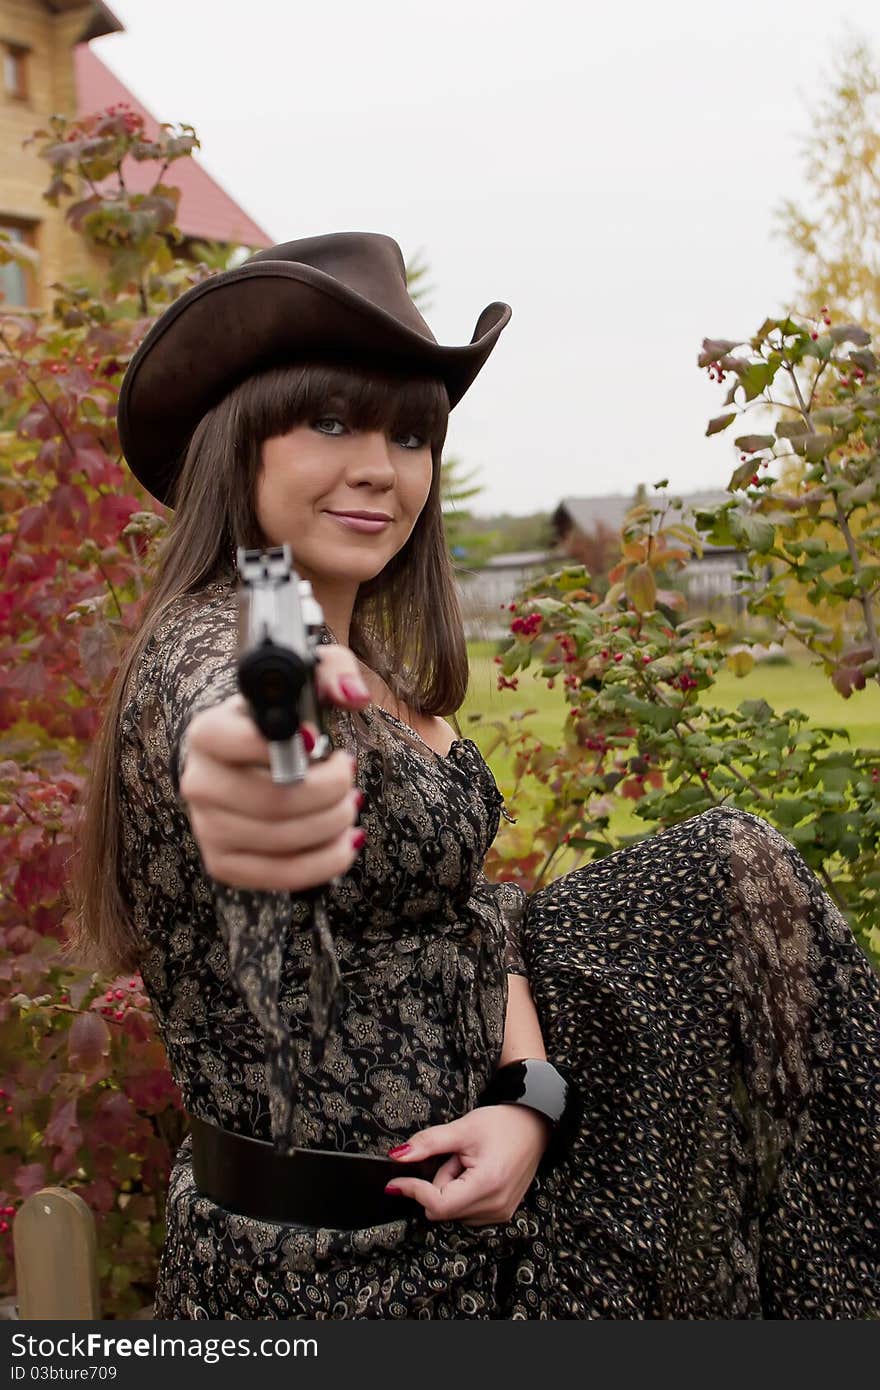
[{"xmin": 255, "ymin": 411, "xmax": 434, "ymax": 592}]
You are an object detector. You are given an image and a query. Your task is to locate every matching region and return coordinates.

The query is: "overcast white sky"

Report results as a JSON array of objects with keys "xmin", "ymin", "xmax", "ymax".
[{"xmin": 93, "ymin": 0, "xmax": 880, "ymax": 517}]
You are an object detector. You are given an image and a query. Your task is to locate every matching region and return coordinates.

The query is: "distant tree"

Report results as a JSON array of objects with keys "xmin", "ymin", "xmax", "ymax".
[
  {"xmin": 464, "ymin": 511, "xmax": 557, "ymax": 556},
  {"xmin": 440, "ymin": 455, "xmax": 501, "ymax": 565},
  {"xmin": 404, "ymin": 248, "xmax": 436, "ymax": 314},
  {"xmin": 777, "ymin": 37, "xmax": 880, "ymax": 332}
]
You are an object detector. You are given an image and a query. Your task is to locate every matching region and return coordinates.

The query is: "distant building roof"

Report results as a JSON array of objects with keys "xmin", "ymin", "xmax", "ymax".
[
  {"xmin": 74, "ymin": 46, "xmax": 273, "ymax": 248},
  {"xmin": 553, "ymin": 491, "xmax": 730, "ymax": 537},
  {"xmin": 48, "ymin": 0, "xmax": 123, "ymax": 43}
]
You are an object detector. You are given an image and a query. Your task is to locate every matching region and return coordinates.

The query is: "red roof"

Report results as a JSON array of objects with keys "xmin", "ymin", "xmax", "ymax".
[{"xmin": 74, "ymin": 45, "xmax": 273, "ymax": 249}]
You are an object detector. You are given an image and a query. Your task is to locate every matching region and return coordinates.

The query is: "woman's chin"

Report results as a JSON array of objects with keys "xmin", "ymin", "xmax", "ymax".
[{"xmin": 285, "ymin": 549, "xmax": 393, "ymax": 584}]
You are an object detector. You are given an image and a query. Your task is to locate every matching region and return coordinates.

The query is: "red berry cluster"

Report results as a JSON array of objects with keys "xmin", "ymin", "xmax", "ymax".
[
  {"xmin": 840, "ymin": 364, "xmax": 867, "ymax": 389},
  {"xmin": 497, "ymin": 675, "xmax": 519, "ymax": 691},
  {"xmin": 677, "ymin": 669, "xmax": 698, "ymax": 692},
  {"xmin": 706, "ymin": 360, "xmax": 727, "ymax": 384},
  {"xmin": 510, "ymin": 613, "xmax": 542, "ymax": 638},
  {"xmin": 46, "ymin": 353, "xmax": 107, "ymax": 377},
  {"xmin": 104, "ymin": 102, "xmax": 141, "ymax": 134},
  {"xmin": 98, "ymin": 978, "xmax": 142, "ymax": 1022}
]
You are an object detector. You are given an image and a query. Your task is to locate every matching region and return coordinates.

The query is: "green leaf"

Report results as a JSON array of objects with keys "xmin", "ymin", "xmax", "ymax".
[
  {"xmin": 728, "ymin": 459, "xmax": 760, "ymax": 492},
  {"xmin": 739, "ymin": 362, "xmax": 775, "ymax": 401},
  {"xmin": 738, "ymin": 698, "xmax": 774, "ymax": 724},
  {"xmin": 804, "ymin": 434, "xmax": 834, "ymax": 462},
  {"xmin": 803, "ymin": 334, "xmax": 834, "ymax": 361},
  {"xmin": 772, "ymin": 798, "xmax": 814, "ymax": 827},
  {"xmin": 726, "ymin": 648, "xmax": 755, "ymax": 677},
  {"xmin": 775, "ymin": 418, "xmax": 812, "ymax": 440},
  {"xmin": 828, "ymin": 324, "xmax": 871, "ymax": 346},
  {"xmin": 698, "ymin": 338, "xmax": 741, "ymax": 367},
  {"xmin": 706, "ymin": 412, "xmax": 736, "ymax": 437},
  {"xmin": 734, "ymin": 434, "xmax": 775, "ymax": 453},
  {"xmin": 729, "ymin": 509, "xmax": 775, "ymax": 553}
]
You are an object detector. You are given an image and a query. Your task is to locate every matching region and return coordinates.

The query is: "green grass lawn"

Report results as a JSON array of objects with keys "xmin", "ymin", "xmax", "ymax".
[{"xmin": 458, "ymin": 641, "xmax": 880, "ymax": 858}]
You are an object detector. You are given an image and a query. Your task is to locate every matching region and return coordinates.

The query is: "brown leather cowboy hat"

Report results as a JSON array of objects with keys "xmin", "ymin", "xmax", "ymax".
[{"xmin": 117, "ymin": 231, "xmax": 512, "ymax": 507}]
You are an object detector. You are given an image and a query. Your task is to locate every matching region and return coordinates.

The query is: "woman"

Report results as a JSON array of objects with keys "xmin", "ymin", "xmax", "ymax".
[{"xmin": 70, "ymin": 233, "xmax": 880, "ymax": 1318}]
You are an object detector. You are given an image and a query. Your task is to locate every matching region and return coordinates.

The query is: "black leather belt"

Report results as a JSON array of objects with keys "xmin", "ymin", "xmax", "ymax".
[{"xmin": 187, "ymin": 1112, "xmax": 442, "ymax": 1228}]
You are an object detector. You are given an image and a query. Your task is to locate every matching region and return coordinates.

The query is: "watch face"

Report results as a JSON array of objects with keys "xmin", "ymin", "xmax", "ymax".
[{"xmin": 481, "ymin": 1058, "xmax": 568, "ymax": 1126}]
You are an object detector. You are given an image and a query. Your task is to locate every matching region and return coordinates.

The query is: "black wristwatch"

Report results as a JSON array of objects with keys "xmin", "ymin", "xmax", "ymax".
[{"xmin": 476, "ymin": 1057, "xmax": 578, "ymax": 1172}]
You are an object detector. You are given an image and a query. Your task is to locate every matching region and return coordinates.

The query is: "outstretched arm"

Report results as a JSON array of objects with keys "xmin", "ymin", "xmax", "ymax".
[{"xmin": 499, "ymin": 973, "xmax": 547, "ymax": 1066}]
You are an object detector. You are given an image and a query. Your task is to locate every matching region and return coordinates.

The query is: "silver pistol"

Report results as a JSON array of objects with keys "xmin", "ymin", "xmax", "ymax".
[{"xmin": 235, "ymin": 544, "xmax": 331, "ymax": 783}]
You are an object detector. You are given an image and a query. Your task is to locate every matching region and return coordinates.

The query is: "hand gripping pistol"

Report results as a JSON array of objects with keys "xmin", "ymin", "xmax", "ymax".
[{"xmin": 235, "ymin": 543, "xmax": 331, "ymax": 783}]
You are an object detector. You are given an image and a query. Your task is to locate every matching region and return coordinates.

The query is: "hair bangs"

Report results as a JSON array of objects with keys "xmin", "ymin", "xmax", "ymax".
[{"xmin": 230, "ymin": 361, "xmax": 449, "ymax": 455}]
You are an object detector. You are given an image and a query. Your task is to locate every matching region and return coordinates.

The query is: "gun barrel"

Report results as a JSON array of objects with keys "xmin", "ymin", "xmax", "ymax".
[{"xmin": 235, "ymin": 544, "xmax": 329, "ymax": 783}]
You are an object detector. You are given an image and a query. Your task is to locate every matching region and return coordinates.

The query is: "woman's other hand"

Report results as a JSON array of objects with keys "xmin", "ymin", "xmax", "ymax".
[
  {"xmin": 178, "ymin": 643, "xmax": 371, "ymax": 892},
  {"xmin": 383, "ymin": 1105, "xmax": 551, "ymax": 1226}
]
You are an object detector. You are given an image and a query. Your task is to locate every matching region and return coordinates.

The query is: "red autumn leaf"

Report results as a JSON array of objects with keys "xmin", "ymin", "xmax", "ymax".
[
  {"xmin": 19, "ymin": 402, "xmax": 56, "ymax": 440},
  {"xmin": 13, "ymin": 1162, "xmax": 47, "ymax": 1198},
  {"xmin": 50, "ymin": 484, "xmax": 90, "ymax": 534},
  {"xmin": 121, "ymin": 1009, "xmax": 153, "ymax": 1044},
  {"xmin": 79, "ymin": 621, "xmax": 120, "ymax": 687},
  {"xmin": 96, "ymin": 493, "xmax": 140, "ymax": 536},
  {"xmin": 69, "ymin": 705, "xmax": 99, "ymax": 740},
  {"xmin": 16, "ymin": 506, "xmax": 47, "ymax": 543},
  {"xmin": 73, "ymin": 445, "xmax": 115, "ymax": 487},
  {"xmin": 68, "ymin": 1011, "xmax": 111, "ymax": 1072},
  {"xmin": 80, "ymin": 1177, "xmax": 117, "ymax": 1213},
  {"xmin": 620, "ymin": 777, "xmax": 645, "ymax": 801},
  {"xmin": 123, "ymin": 1067, "xmax": 178, "ymax": 1113},
  {"xmin": 626, "ymin": 564, "xmax": 657, "ymax": 614},
  {"xmin": 90, "ymin": 1090, "xmax": 135, "ymax": 1148},
  {"xmin": 45, "ymin": 1096, "xmax": 82, "ymax": 1168}
]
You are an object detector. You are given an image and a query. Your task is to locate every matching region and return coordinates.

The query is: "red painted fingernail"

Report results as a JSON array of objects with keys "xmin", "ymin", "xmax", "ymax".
[
  {"xmin": 300, "ymin": 726, "xmax": 315, "ymax": 753},
  {"xmin": 387, "ymin": 1143, "xmax": 411, "ymax": 1157},
  {"xmin": 351, "ymin": 829, "xmax": 367, "ymax": 850},
  {"xmin": 354, "ymin": 790, "xmax": 365, "ymax": 811},
  {"xmin": 384, "ymin": 1184, "xmax": 403, "ymax": 1195},
  {"xmin": 340, "ymin": 677, "xmax": 370, "ymax": 701}
]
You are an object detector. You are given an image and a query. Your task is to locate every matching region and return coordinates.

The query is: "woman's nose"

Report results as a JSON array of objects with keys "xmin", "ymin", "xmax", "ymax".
[{"xmin": 353, "ymin": 430, "xmax": 396, "ymax": 474}]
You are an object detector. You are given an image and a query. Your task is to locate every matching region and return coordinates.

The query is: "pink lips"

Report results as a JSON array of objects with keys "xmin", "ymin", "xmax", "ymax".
[{"xmin": 327, "ymin": 512, "xmax": 392, "ymax": 533}]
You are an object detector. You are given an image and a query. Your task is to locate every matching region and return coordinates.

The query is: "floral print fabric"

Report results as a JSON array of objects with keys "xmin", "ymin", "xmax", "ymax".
[{"xmin": 117, "ymin": 584, "xmax": 880, "ymax": 1318}]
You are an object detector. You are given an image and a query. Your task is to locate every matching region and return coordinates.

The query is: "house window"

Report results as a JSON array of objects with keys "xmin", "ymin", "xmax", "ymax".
[
  {"xmin": 0, "ymin": 222, "xmax": 38, "ymax": 308},
  {"xmin": 3, "ymin": 43, "xmax": 28, "ymax": 101}
]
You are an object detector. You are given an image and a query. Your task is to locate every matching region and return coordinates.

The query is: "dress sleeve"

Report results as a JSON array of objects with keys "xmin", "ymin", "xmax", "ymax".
[
  {"xmin": 153, "ymin": 593, "xmax": 241, "ymax": 799},
  {"xmin": 474, "ymin": 870, "xmax": 529, "ymax": 976},
  {"xmin": 136, "ymin": 592, "xmax": 315, "ymax": 1154}
]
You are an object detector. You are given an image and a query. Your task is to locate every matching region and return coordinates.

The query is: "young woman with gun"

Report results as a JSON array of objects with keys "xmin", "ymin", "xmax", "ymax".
[{"xmin": 70, "ymin": 233, "xmax": 879, "ymax": 1319}]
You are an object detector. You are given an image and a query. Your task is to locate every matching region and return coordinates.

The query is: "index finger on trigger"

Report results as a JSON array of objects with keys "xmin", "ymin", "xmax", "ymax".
[{"xmin": 313, "ymin": 647, "xmax": 371, "ymax": 708}]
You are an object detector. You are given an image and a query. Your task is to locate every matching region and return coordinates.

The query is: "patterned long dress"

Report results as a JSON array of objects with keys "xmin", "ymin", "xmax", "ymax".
[{"xmin": 117, "ymin": 581, "xmax": 880, "ymax": 1319}]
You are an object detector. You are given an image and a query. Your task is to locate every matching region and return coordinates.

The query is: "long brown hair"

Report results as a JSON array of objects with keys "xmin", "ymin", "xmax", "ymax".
[{"xmin": 66, "ymin": 360, "xmax": 468, "ymax": 977}]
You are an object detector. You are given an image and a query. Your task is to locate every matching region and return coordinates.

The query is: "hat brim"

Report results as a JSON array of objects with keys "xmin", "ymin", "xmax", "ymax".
[{"xmin": 116, "ymin": 260, "xmax": 511, "ymax": 507}]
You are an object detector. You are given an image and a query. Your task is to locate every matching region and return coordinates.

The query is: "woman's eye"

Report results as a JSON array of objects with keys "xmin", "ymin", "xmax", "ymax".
[
  {"xmin": 314, "ymin": 417, "xmax": 345, "ymax": 435},
  {"xmin": 396, "ymin": 432, "xmax": 426, "ymax": 450}
]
